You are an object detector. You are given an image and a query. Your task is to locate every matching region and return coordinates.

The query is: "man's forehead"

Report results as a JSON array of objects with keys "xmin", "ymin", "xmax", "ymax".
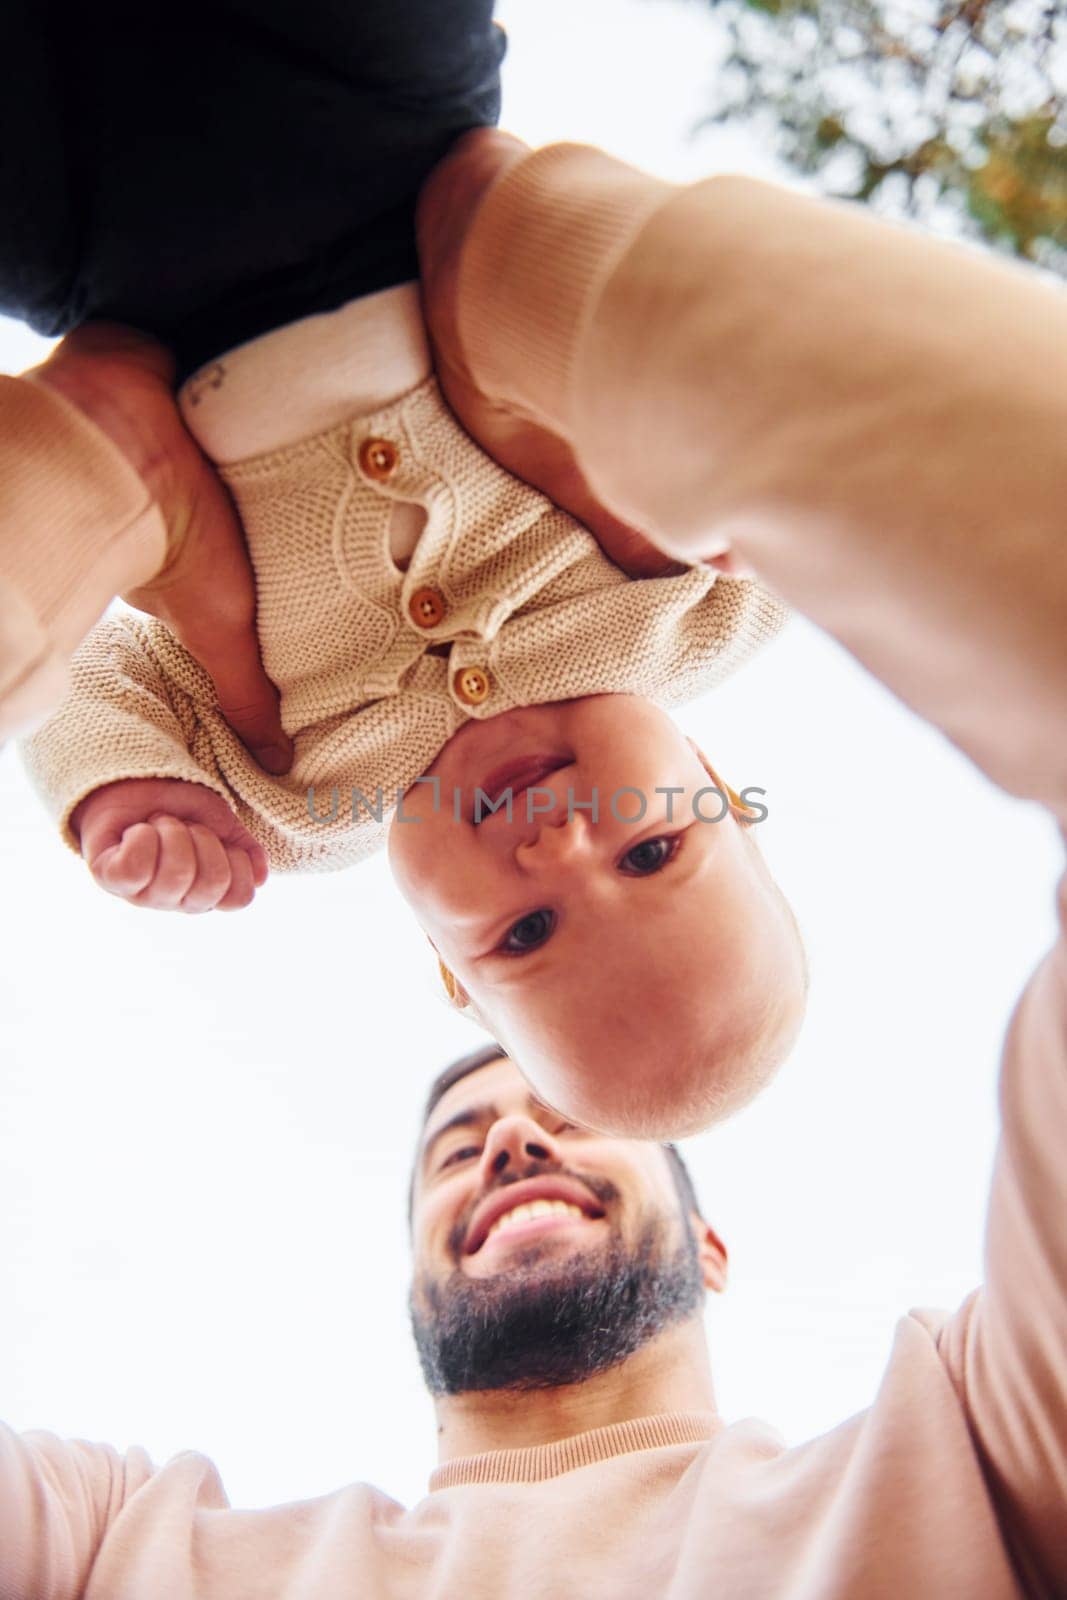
[
  {"xmin": 426, "ymin": 1056, "xmax": 530, "ymax": 1136},
  {"xmin": 412, "ymin": 1059, "xmax": 685, "ymax": 1223}
]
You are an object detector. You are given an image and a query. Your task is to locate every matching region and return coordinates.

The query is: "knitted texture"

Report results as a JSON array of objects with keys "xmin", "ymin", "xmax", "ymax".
[
  {"xmin": 457, "ymin": 144, "xmax": 674, "ymax": 439},
  {"xmin": 21, "ymin": 376, "xmax": 787, "ymax": 869}
]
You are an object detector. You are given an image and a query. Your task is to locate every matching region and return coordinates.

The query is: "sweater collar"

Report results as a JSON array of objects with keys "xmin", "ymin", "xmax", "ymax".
[{"xmin": 429, "ymin": 1411, "xmax": 722, "ymax": 1491}]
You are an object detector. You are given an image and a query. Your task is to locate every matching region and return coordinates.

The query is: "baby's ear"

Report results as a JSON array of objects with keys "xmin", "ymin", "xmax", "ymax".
[
  {"xmin": 685, "ymin": 736, "xmax": 727, "ymax": 791},
  {"xmin": 685, "ymin": 739, "xmax": 759, "ymax": 825},
  {"xmin": 436, "ymin": 955, "xmax": 472, "ymax": 1011}
]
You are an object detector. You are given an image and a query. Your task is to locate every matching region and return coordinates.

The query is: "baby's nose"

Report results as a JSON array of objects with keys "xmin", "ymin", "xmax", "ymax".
[{"xmin": 514, "ymin": 810, "xmax": 593, "ymax": 870}]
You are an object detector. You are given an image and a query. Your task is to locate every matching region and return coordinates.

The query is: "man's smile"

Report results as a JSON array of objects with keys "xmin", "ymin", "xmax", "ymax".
[
  {"xmin": 463, "ymin": 1175, "xmax": 606, "ymax": 1256},
  {"xmin": 476, "ymin": 1201, "xmax": 607, "ymax": 1261}
]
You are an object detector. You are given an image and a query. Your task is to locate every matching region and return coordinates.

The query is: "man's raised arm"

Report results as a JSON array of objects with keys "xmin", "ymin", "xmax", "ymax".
[
  {"xmin": 422, "ymin": 136, "xmax": 1067, "ymax": 826},
  {"xmin": 0, "ymin": 328, "xmax": 292, "ymax": 770},
  {"xmin": 420, "ymin": 131, "xmax": 1067, "ymax": 1594}
]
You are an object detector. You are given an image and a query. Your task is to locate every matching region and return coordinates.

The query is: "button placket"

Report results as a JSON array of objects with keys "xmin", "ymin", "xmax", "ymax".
[
  {"xmin": 349, "ymin": 418, "xmax": 433, "ymax": 613},
  {"xmin": 387, "ymin": 388, "xmax": 466, "ymax": 599},
  {"xmin": 352, "ymin": 401, "xmax": 468, "ymax": 659}
]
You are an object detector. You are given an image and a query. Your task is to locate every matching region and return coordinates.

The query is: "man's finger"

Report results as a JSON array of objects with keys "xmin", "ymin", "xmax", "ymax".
[
  {"xmin": 183, "ymin": 632, "xmax": 294, "ymax": 776},
  {"xmin": 121, "ymin": 423, "xmax": 294, "ymax": 777}
]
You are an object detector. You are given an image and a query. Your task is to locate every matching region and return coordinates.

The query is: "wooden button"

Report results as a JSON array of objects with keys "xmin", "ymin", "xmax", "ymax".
[
  {"xmin": 453, "ymin": 666, "xmax": 491, "ymax": 705},
  {"xmin": 358, "ymin": 436, "xmax": 399, "ymax": 481},
  {"xmin": 409, "ymin": 586, "xmax": 446, "ymax": 628}
]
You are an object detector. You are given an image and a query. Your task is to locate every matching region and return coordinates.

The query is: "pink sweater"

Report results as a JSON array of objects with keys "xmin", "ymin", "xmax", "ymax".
[{"xmin": 2, "ymin": 143, "xmax": 1067, "ymax": 1596}]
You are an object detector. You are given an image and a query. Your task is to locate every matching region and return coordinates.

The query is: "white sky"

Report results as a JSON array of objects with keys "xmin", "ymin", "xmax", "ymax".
[{"xmin": 0, "ymin": 0, "xmax": 1062, "ymax": 1514}]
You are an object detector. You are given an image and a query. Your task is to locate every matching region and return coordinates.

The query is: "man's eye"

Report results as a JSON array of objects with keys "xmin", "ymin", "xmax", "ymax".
[
  {"xmin": 500, "ymin": 909, "xmax": 555, "ymax": 954},
  {"xmin": 619, "ymin": 835, "xmax": 680, "ymax": 875},
  {"xmin": 440, "ymin": 1145, "xmax": 481, "ymax": 1170}
]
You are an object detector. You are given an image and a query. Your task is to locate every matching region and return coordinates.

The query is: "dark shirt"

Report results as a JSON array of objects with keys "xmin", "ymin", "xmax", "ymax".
[{"xmin": 2, "ymin": 0, "xmax": 504, "ymax": 375}]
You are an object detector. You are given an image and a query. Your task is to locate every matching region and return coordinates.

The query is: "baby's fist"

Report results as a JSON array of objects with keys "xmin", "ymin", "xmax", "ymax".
[{"xmin": 70, "ymin": 778, "xmax": 269, "ymax": 912}]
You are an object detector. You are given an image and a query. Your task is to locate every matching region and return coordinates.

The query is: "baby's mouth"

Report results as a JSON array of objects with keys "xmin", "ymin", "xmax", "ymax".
[{"xmin": 472, "ymin": 756, "xmax": 572, "ymax": 824}]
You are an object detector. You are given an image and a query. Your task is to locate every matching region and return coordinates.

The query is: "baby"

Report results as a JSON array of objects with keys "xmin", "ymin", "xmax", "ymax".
[
  {"xmin": 11, "ymin": 5, "xmax": 806, "ymax": 1138},
  {"xmin": 21, "ymin": 278, "xmax": 807, "ymax": 1137}
]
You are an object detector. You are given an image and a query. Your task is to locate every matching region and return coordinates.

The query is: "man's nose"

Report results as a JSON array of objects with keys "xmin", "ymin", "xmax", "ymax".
[{"xmin": 478, "ymin": 1114, "xmax": 562, "ymax": 1181}]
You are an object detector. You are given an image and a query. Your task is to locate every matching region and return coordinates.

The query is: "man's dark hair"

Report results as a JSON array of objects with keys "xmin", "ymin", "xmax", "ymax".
[{"xmin": 408, "ymin": 1042, "xmax": 703, "ymax": 1225}]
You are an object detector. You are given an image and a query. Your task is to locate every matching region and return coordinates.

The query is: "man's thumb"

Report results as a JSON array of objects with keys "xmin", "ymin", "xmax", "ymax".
[
  {"xmin": 197, "ymin": 655, "xmax": 294, "ymax": 776},
  {"xmin": 243, "ymin": 735, "xmax": 294, "ymax": 775}
]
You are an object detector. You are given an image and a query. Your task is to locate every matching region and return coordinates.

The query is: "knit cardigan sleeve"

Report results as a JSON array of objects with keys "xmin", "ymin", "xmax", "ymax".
[{"xmin": 19, "ymin": 611, "xmax": 236, "ymax": 854}]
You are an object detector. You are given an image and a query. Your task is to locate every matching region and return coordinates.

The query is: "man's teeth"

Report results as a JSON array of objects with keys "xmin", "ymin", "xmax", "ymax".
[{"xmin": 486, "ymin": 1199, "xmax": 586, "ymax": 1241}]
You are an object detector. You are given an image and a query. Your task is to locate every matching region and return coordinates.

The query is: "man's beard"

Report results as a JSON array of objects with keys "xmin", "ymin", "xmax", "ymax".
[{"xmin": 409, "ymin": 1201, "xmax": 704, "ymax": 1396}]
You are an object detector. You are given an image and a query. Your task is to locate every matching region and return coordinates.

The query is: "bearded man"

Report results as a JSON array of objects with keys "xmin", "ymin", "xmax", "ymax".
[{"xmin": 5, "ymin": 1023, "xmax": 1066, "ymax": 1597}]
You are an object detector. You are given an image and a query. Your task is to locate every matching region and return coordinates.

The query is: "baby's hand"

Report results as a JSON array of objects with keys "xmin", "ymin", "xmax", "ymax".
[{"xmin": 70, "ymin": 778, "xmax": 269, "ymax": 912}]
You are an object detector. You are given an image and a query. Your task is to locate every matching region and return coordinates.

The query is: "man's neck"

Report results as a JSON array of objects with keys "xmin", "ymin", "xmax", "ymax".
[{"xmin": 432, "ymin": 1318, "xmax": 717, "ymax": 1465}]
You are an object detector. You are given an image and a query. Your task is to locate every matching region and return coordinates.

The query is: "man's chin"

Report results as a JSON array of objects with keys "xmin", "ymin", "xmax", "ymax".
[{"xmin": 410, "ymin": 1220, "xmax": 704, "ymax": 1397}]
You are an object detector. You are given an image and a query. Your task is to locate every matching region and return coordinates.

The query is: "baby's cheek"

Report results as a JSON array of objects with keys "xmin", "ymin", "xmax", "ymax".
[
  {"xmin": 498, "ymin": 1035, "xmax": 622, "ymax": 1140},
  {"xmin": 393, "ymin": 837, "xmax": 493, "ymax": 953},
  {"xmin": 516, "ymin": 1019, "xmax": 706, "ymax": 1142},
  {"xmin": 385, "ymin": 808, "xmax": 437, "ymax": 905}
]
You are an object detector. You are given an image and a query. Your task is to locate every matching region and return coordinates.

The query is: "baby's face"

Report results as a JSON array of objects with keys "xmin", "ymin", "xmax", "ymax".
[{"xmin": 388, "ymin": 695, "xmax": 807, "ymax": 1138}]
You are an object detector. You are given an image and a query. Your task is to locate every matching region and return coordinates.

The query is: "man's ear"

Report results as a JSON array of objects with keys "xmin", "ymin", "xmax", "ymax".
[{"xmin": 689, "ymin": 1213, "xmax": 728, "ymax": 1294}]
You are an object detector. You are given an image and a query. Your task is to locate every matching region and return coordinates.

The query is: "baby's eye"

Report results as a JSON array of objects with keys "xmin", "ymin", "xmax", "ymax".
[
  {"xmin": 619, "ymin": 835, "xmax": 680, "ymax": 875},
  {"xmin": 501, "ymin": 909, "xmax": 555, "ymax": 954}
]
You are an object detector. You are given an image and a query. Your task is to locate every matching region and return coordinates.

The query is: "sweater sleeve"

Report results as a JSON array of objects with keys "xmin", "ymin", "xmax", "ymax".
[
  {"xmin": 457, "ymin": 144, "xmax": 1067, "ymax": 1590},
  {"xmin": 19, "ymin": 611, "xmax": 236, "ymax": 854},
  {"xmin": 0, "ymin": 1423, "xmax": 155, "ymax": 1600},
  {"xmin": 455, "ymin": 144, "xmax": 1067, "ymax": 826},
  {"xmin": 0, "ymin": 375, "xmax": 166, "ymax": 742},
  {"xmin": 921, "ymin": 858, "xmax": 1067, "ymax": 1597}
]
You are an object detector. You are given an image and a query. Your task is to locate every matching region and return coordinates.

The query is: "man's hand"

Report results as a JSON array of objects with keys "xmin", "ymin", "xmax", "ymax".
[
  {"xmin": 30, "ymin": 325, "xmax": 295, "ymax": 775},
  {"xmin": 416, "ymin": 129, "xmax": 739, "ymax": 579},
  {"xmin": 71, "ymin": 777, "xmax": 268, "ymax": 912}
]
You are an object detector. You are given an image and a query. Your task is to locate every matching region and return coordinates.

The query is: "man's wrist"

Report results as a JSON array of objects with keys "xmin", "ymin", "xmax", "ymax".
[
  {"xmin": 3, "ymin": 371, "xmax": 167, "ymax": 597},
  {"xmin": 27, "ymin": 326, "xmax": 205, "ymax": 584},
  {"xmin": 29, "ymin": 327, "xmax": 173, "ymax": 517},
  {"xmin": 456, "ymin": 142, "xmax": 674, "ymax": 437}
]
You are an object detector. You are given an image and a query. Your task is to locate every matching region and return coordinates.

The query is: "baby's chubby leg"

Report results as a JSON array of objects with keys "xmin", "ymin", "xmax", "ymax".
[{"xmin": 71, "ymin": 779, "xmax": 268, "ymax": 913}]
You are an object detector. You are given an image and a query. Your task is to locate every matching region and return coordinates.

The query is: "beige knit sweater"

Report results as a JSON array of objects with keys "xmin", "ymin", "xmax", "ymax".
[{"xmin": 16, "ymin": 291, "xmax": 784, "ymax": 869}]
